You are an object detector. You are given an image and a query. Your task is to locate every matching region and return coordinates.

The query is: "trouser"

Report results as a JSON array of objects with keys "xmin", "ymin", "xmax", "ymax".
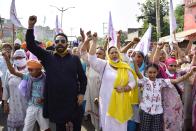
[
  {"xmin": 23, "ymin": 106, "xmax": 49, "ymax": 131},
  {"xmin": 140, "ymin": 110, "xmax": 163, "ymax": 131},
  {"xmin": 56, "ymin": 105, "xmax": 84, "ymax": 131}
]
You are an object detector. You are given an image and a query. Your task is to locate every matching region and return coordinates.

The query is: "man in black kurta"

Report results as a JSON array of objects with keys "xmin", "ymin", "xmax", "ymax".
[{"xmin": 26, "ymin": 16, "xmax": 87, "ymax": 131}]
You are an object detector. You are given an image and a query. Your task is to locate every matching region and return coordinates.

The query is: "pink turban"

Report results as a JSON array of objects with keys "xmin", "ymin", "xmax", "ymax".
[{"xmin": 165, "ymin": 58, "xmax": 177, "ymax": 67}]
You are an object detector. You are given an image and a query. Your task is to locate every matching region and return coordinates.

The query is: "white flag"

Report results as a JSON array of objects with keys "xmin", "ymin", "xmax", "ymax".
[
  {"xmin": 10, "ymin": 0, "xmax": 23, "ymax": 27},
  {"xmin": 169, "ymin": 0, "xmax": 177, "ymax": 48},
  {"xmin": 108, "ymin": 11, "xmax": 116, "ymax": 47},
  {"xmin": 134, "ymin": 24, "xmax": 152, "ymax": 56}
]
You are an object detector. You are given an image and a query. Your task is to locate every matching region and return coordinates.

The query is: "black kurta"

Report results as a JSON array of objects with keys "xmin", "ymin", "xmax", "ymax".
[{"xmin": 26, "ymin": 29, "xmax": 87, "ymax": 123}]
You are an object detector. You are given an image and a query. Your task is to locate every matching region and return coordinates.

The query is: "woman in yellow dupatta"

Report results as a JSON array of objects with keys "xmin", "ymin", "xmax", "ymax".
[
  {"xmin": 88, "ymin": 33, "xmax": 138, "ymax": 131},
  {"xmin": 106, "ymin": 46, "xmax": 139, "ymax": 124}
]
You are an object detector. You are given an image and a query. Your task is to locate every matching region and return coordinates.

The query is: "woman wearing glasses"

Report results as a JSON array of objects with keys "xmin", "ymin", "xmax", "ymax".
[{"xmin": 2, "ymin": 49, "xmax": 28, "ymax": 131}]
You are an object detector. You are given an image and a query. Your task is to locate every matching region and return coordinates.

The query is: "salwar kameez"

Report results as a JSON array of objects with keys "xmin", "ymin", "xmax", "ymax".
[
  {"xmin": 88, "ymin": 55, "xmax": 136, "ymax": 131},
  {"xmin": 3, "ymin": 72, "xmax": 27, "ymax": 131}
]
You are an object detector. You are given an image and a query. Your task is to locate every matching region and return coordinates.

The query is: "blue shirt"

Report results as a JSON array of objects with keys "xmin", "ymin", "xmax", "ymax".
[{"xmin": 23, "ymin": 74, "xmax": 45, "ymax": 108}]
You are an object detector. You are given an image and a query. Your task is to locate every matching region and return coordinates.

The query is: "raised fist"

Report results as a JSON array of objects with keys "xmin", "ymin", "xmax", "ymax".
[
  {"xmin": 80, "ymin": 28, "xmax": 85, "ymax": 41},
  {"xmin": 92, "ymin": 32, "xmax": 98, "ymax": 42},
  {"xmin": 28, "ymin": 15, "xmax": 37, "ymax": 29},
  {"xmin": 132, "ymin": 37, "xmax": 140, "ymax": 44}
]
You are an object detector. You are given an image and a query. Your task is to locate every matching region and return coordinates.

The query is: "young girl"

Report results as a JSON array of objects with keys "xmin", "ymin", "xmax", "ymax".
[
  {"xmin": 134, "ymin": 63, "xmax": 196, "ymax": 131},
  {"xmin": 2, "ymin": 51, "xmax": 51, "ymax": 131}
]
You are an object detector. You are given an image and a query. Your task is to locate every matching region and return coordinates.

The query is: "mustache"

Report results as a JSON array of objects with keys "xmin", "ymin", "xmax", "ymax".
[{"xmin": 55, "ymin": 45, "xmax": 65, "ymax": 48}]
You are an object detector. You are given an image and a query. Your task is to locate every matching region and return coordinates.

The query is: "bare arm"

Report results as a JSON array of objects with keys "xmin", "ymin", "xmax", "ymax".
[
  {"xmin": 133, "ymin": 58, "xmax": 143, "ymax": 79},
  {"xmin": 152, "ymin": 43, "xmax": 164, "ymax": 63},
  {"xmin": 103, "ymin": 38, "xmax": 109, "ymax": 51},
  {"xmin": 80, "ymin": 39, "xmax": 91, "ymax": 53},
  {"xmin": 2, "ymin": 52, "xmax": 23, "ymax": 78},
  {"xmin": 191, "ymin": 51, "xmax": 196, "ymax": 66},
  {"xmin": 89, "ymin": 33, "xmax": 97, "ymax": 55},
  {"xmin": 174, "ymin": 42, "xmax": 186, "ymax": 63},
  {"xmin": 185, "ymin": 41, "xmax": 192, "ymax": 55},
  {"xmin": 121, "ymin": 37, "xmax": 140, "ymax": 53},
  {"xmin": 149, "ymin": 43, "xmax": 157, "ymax": 63},
  {"xmin": 170, "ymin": 67, "xmax": 195, "ymax": 84}
]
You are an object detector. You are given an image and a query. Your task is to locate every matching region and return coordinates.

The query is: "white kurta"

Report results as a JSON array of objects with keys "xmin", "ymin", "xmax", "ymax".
[
  {"xmin": 3, "ymin": 70, "xmax": 28, "ymax": 130},
  {"xmin": 88, "ymin": 55, "xmax": 135, "ymax": 131}
]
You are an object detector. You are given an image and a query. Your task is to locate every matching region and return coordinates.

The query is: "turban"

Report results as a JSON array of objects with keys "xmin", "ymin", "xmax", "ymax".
[
  {"xmin": 14, "ymin": 38, "xmax": 22, "ymax": 45},
  {"xmin": 165, "ymin": 57, "xmax": 176, "ymax": 67},
  {"xmin": 21, "ymin": 42, "xmax": 27, "ymax": 49},
  {"xmin": 13, "ymin": 49, "xmax": 26, "ymax": 58},
  {"xmin": 45, "ymin": 41, "xmax": 53, "ymax": 48},
  {"xmin": 27, "ymin": 59, "xmax": 42, "ymax": 69}
]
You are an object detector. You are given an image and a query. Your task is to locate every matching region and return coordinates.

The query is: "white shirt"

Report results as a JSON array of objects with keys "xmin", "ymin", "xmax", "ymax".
[{"xmin": 139, "ymin": 77, "xmax": 172, "ymax": 115}]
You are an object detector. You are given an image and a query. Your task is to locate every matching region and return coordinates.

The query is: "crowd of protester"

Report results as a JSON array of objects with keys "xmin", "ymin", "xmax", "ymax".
[{"xmin": 0, "ymin": 15, "xmax": 196, "ymax": 131}]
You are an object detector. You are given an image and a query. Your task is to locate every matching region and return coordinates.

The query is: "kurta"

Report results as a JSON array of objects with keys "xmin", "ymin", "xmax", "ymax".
[
  {"xmin": 162, "ymin": 84, "xmax": 183, "ymax": 131},
  {"xmin": 85, "ymin": 66, "xmax": 101, "ymax": 130},
  {"xmin": 26, "ymin": 29, "xmax": 87, "ymax": 123},
  {"xmin": 88, "ymin": 55, "xmax": 136, "ymax": 131},
  {"xmin": 2, "ymin": 71, "xmax": 27, "ymax": 130}
]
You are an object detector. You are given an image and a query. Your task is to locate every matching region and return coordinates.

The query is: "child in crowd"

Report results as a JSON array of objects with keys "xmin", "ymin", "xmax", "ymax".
[
  {"xmin": 134, "ymin": 63, "xmax": 196, "ymax": 131},
  {"xmin": 2, "ymin": 51, "xmax": 51, "ymax": 131}
]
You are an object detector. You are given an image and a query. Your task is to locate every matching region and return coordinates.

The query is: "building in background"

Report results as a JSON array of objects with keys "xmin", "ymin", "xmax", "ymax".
[
  {"xmin": 34, "ymin": 26, "xmax": 55, "ymax": 42},
  {"xmin": 126, "ymin": 28, "xmax": 142, "ymax": 42},
  {"xmin": 184, "ymin": 0, "xmax": 196, "ymax": 30}
]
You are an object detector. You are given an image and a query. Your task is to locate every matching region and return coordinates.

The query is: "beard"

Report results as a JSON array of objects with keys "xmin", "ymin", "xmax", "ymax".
[
  {"xmin": 55, "ymin": 45, "xmax": 67, "ymax": 53},
  {"xmin": 14, "ymin": 46, "xmax": 21, "ymax": 51}
]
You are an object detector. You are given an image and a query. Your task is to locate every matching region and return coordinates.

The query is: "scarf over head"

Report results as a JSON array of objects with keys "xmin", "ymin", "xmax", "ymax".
[
  {"xmin": 165, "ymin": 58, "xmax": 177, "ymax": 79},
  {"xmin": 107, "ymin": 46, "xmax": 138, "ymax": 123}
]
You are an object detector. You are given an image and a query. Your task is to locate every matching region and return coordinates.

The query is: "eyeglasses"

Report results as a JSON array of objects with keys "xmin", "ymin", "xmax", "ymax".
[
  {"xmin": 169, "ymin": 64, "xmax": 177, "ymax": 67},
  {"xmin": 55, "ymin": 39, "xmax": 66, "ymax": 44}
]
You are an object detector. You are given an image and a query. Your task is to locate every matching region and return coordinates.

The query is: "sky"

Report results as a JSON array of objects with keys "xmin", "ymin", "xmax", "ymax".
[{"xmin": 0, "ymin": 0, "xmax": 183, "ymax": 37}]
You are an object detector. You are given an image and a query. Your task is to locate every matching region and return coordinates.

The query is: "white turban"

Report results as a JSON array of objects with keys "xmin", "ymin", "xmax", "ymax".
[
  {"xmin": 14, "ymin": 38, "xmax": 22, "ymax": 45},
  {"xmin": 13, "ymin": 49, "xmax": 26, "ymax": 58}
]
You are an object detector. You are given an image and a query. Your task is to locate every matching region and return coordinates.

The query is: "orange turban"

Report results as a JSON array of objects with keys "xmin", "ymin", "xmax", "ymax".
[
  {"xmin": 21, "ymin": 42, "xmax": 27, "ymax": 49},
  {"xmin": 27, "ymin": 59, "xmax": 42, "ymax": 69}
]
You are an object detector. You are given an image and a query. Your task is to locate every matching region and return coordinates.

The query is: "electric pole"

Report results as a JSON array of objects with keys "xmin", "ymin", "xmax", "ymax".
[{"xmin": 156, "ymin": 0, "xmax": 161, "ymax": 40}]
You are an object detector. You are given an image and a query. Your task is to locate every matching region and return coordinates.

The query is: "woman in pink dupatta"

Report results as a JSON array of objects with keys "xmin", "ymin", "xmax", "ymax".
[
  {"xmin": 152, "ymin": 43, "xmax": 186, "ymax": 131},
  {"xmin": 160, "ymin": 58, "xmax": 184, "ymax": 131}
]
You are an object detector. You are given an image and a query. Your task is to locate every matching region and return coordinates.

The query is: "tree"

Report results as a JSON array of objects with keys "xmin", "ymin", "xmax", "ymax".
[
  {"xmin": 175, "ymin": 5, "xmax": 184, "ymax": 32},
  {"xmin": 137, "ymin": 0, "xmax": 184, "ymax": 41},
  {"xmin": 137, "ymin": 0, "xmax": 169, "ymax": 41}
]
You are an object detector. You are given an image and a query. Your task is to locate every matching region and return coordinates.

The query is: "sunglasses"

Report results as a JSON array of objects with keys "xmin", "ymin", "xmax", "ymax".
[
  {"xmin": 169, "ymin": 64, "xmax": 177, "ymax": 67},
  {"xmin": 55, "ymin": 39, "xmax": 66, "ymax": 44}
]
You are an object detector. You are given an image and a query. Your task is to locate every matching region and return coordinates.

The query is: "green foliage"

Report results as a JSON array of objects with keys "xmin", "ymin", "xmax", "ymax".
[
  {"xmin": 137, "ymin": 0, "xmax": 169, "ymax": 41},
  {"xmin": 16, "ymin": 28, "xmax": 25, "ymax": 42},
  {"xmin": 137, "ymin": 0, "xmax": 184, "ymax": 41},
  {"xmin": 175, "ymin": 5, "xmax": 184, "ymax": 32},
  {"xmin": 120, "ymin": 32, "xmax": 128, "ymax": 46}
]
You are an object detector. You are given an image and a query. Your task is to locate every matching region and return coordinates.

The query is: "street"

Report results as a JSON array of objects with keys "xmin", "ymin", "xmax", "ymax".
[{"xmin": 0, "ymin": 103, "xmax": 95, "ymax": 131}]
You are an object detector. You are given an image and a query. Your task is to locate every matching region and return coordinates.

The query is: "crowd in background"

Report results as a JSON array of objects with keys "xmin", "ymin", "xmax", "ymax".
[{"xmin": 0, "ymin": 15, "xmax": 196, "ymax": 131}]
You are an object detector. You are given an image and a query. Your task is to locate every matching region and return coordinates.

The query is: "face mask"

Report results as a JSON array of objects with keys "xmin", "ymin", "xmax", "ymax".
[
  {"xmin": 13, "ymin": 58, "xmax": 27, "ymax": 67},
  {"xmin": 112, "ymin": 58, "xmax": 119, "ymax": 63}
]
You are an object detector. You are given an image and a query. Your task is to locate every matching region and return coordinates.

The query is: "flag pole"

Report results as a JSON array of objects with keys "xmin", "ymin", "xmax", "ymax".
[
  {"xmin": 12, "ymin": 24, "xmax": 15, "ymax": 45},
  {"xmin": 173, "ymin": 30, "xmax": 176, "ymax": 41}
]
